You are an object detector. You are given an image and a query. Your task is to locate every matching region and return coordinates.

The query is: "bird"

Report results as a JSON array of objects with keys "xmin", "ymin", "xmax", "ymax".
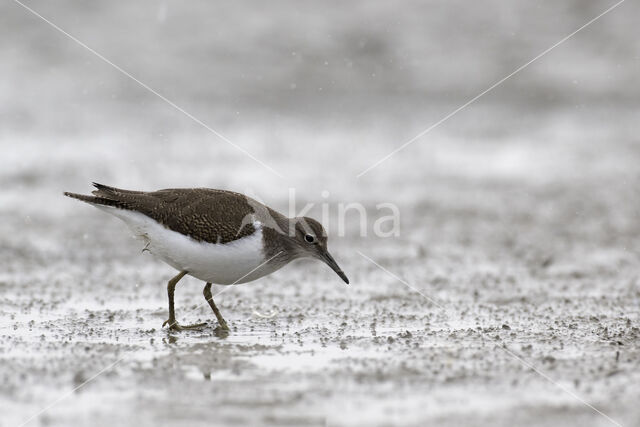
[{"xmin": 64, "ymin": 183, "xmax": 349, "ymax": 332}]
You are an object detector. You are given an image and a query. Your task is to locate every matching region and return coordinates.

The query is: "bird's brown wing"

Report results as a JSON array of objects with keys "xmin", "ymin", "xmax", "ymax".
[{"xmin": 87, "ymin": 183, "xmax": 258, "ymax": 244}]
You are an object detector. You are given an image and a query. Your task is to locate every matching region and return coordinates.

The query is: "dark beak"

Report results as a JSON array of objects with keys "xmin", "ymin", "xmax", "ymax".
[{"xmin": 321, "ymin": 250, "xmax": 349, "ymax": 284}]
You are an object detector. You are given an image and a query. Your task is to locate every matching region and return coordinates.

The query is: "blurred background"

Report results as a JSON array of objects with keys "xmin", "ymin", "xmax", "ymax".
[
  {"xmin": 2, "ymin": 0, "xmax": 638, "ymax": 198},
  {"xmin": 1, "ymin": 1, "xmax": 639, "ymax": 426}
]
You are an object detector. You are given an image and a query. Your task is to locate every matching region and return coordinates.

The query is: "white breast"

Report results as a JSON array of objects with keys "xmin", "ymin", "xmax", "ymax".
[{"xmin": 96, "ymin": 206, "xmax": 276, "ymax": 285}]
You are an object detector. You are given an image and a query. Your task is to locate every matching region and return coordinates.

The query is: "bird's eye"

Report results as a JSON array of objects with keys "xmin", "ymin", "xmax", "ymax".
[{"xmin": 304, "ymin": 234, "xmax": 316, "ymax": 243}]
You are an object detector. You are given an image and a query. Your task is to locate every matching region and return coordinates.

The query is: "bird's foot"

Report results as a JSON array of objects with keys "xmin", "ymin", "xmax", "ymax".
[
  {"xmin": 216, "ymin": 318, "xmax": 230, "ymax": 332},
  {"xmin": 162, "ymin": 319, "xmax": 207, "ymax": 331},
  {"xmin": 213, "ymin": 323, "xmax": 230, "ymax": 338}
]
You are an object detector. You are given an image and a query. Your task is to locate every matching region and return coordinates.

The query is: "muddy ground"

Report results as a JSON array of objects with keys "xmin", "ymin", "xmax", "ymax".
[{"xmin": 2, "ymin": 146, "xmax": 640, "ymax": 427}]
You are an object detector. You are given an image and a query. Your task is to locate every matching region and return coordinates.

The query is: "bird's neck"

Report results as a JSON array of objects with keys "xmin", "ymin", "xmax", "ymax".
[{"xmin": 261, "ymin": 212, "xmax": 305, "ymax": 263}]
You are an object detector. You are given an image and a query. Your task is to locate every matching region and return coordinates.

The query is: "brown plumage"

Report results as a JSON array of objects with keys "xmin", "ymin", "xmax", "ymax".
[{"xmin": 65, "ymin": 183, "xmax": 260, "ymax": 244}]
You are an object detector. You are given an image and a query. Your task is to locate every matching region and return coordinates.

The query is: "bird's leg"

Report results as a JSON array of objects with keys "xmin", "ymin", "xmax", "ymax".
[
  {"xmin": 203, "ymin": 283, "xmax": 230, "ymax": 331},
  {"xmin": 162, "ymin": 271, "xmax": 207, "ymax": 331}
]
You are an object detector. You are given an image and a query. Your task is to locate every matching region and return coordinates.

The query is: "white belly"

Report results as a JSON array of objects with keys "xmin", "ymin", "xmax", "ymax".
[{"xmin": 96, "ymin": 206, "xmax": 274, "ymax": 284}]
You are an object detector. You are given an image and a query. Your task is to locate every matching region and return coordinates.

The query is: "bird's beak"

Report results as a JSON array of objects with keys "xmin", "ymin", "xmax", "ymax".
[{"xmin": 320, "ymin": 250, "xmax": 349, "ymax": 284}]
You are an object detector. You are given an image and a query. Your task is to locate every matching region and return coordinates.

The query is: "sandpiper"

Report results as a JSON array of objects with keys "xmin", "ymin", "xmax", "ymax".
[{"xmin": 64, "ymin": 183, "xmax": 348, "ymax": 332}]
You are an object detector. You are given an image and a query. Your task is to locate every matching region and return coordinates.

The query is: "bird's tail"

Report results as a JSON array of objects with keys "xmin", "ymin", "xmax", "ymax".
[
  {"xmin": 64, "ymin": 182, "xmax": 133, "ymax": 208},
  {"xmin": 63, "ymin": 191, "xmax": 122, "ymax": 208},
  {"xmin": 90, "ymin": 182, "xmax": 143, "ymax": 198}
]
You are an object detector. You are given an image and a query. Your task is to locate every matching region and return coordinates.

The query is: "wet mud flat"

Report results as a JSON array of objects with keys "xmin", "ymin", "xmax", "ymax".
[{"xmin": 2, "ymin": 172, "xmax": 640, "ymax": 427}]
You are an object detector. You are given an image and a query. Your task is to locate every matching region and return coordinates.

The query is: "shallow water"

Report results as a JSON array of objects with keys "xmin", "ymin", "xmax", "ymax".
[{"xmin": 2, "ymin": 213, "xmax": 639, "ymax": 426}]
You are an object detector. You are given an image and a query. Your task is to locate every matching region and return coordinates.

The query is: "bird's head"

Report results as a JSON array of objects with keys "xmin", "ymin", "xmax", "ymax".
[{"xmin": 288, "ymin": 216, "xmax": 349, "ymax": 284}]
